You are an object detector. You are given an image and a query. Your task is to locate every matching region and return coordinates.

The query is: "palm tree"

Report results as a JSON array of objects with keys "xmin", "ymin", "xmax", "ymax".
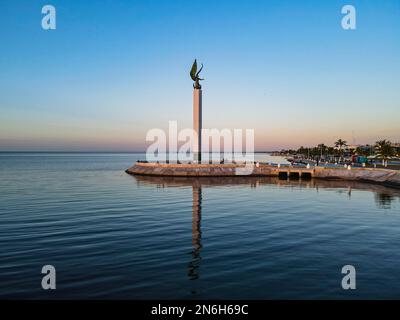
[
  {"xmin": 375, "ymin": 140, "xmax": 394, "ymax": 166},
  {"xmin": 334, "ymin": 139, "xmax": 347, "ymax": 162}
]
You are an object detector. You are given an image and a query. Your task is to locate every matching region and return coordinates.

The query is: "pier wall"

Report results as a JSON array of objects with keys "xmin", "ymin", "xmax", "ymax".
[
  {"xmin": 313, "ymin": 166, "xmax": 400, "ymax": 186},
  {"xmin": 126, "ymin": 162, "xmax": 400, "ymax": 187}
]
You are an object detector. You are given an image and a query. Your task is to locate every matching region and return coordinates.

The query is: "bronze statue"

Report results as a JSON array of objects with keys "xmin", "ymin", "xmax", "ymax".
[{"xmin": 190, "ymin": 59, "xmax": 204, "ymax": 89}]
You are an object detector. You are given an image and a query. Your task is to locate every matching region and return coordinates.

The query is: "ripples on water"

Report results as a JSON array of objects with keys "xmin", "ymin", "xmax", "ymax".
[{"xmin": 0, "ymin": 153, "xmax": 400, "ymax": 299}]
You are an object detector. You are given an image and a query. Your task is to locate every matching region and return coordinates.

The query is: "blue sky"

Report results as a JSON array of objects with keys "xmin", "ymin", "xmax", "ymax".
[{"xmin": 0, "ymin": 0, "xmax": 399, "ymax": 151}]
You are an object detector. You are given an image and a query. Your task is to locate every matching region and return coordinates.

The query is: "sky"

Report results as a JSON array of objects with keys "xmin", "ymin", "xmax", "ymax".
[{"xmin": 0, "ymin": 0, "xmax": 399, "ymax": 151}]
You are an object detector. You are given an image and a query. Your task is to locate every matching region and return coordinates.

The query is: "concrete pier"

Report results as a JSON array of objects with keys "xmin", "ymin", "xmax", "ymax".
[{"xmin": 126, "ymin": 162, "xmax": 400, "ymax": 187}]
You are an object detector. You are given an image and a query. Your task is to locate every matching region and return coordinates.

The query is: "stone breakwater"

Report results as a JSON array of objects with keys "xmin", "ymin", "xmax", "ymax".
[{"xmin": 126, "ymin": 162, "xmax": 400, "ymax": 187}]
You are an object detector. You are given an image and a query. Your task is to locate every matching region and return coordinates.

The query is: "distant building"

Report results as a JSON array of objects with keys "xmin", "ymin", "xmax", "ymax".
[
  {"xmin": 391, "ymin": 143, "xmax": 400, "ymax": 153},
  {"xmin": 357, "ymin": 144, "xmax": 374, "ymax": 155}
]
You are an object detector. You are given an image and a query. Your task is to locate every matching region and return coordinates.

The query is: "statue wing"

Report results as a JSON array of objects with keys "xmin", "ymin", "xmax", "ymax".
[
  {"xmin": 195, "ymin": 64, "xmax": 203, "ymax": 79},
  {"xmin": 190, "ymin": 59, "xmax": 197, "ymax": 81}
]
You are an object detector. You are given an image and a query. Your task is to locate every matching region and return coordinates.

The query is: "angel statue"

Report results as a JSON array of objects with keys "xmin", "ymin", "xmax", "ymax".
[{"xmin": 190, "ymin": 59, "xmax": 204, "ymax": 89}]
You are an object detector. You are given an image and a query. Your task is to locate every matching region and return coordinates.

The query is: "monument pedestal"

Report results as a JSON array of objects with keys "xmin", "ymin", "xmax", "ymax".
[{"xmin": 193, "ymin": 88, "xmax": 202, "ymax": 162}]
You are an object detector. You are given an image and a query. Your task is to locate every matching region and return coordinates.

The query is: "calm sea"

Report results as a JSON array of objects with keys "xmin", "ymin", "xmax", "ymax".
[{"xmin": 0, "ymin": 153, "xmax": 400, "ymax": 299}]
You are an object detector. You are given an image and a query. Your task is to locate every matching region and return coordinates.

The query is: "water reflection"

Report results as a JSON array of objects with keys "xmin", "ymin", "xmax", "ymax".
[
  {"xmin": 188, "ymin": 185, "xmax": 202, "ymax": 281},
  {"xmin": 133, "ymin": 175, "xmax": 400, "ymax": 209},
  {"xmin": 375, "ymin": 193, "xmax": 396, "ymax": 209},
  {"xmin": 131, "ymin": 175, "xmax": 400, "ymax": 289},
  {"xmin": 134, "ymin": 175, "xmax": 400, "ymax": 213}
]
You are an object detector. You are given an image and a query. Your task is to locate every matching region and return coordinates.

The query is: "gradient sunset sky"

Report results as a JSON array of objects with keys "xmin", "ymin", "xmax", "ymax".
[{"xmin": 1, "ymin": 0, "xmax": 399, "ymax": 151}]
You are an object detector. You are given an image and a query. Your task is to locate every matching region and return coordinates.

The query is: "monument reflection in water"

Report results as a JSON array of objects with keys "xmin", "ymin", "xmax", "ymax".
[
  {"xmin": 189, "ymin": 184, "xmax": 202, "ymax": 281},
  {"xmin": 133, "ymin": 175, "xmax": 400, "ymax": 288}
]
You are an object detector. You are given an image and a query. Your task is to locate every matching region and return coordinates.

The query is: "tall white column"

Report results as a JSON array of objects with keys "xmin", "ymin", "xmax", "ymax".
[{"xmin": 193, "ymin": 88, "xmax": 202, "ymax": 162}]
